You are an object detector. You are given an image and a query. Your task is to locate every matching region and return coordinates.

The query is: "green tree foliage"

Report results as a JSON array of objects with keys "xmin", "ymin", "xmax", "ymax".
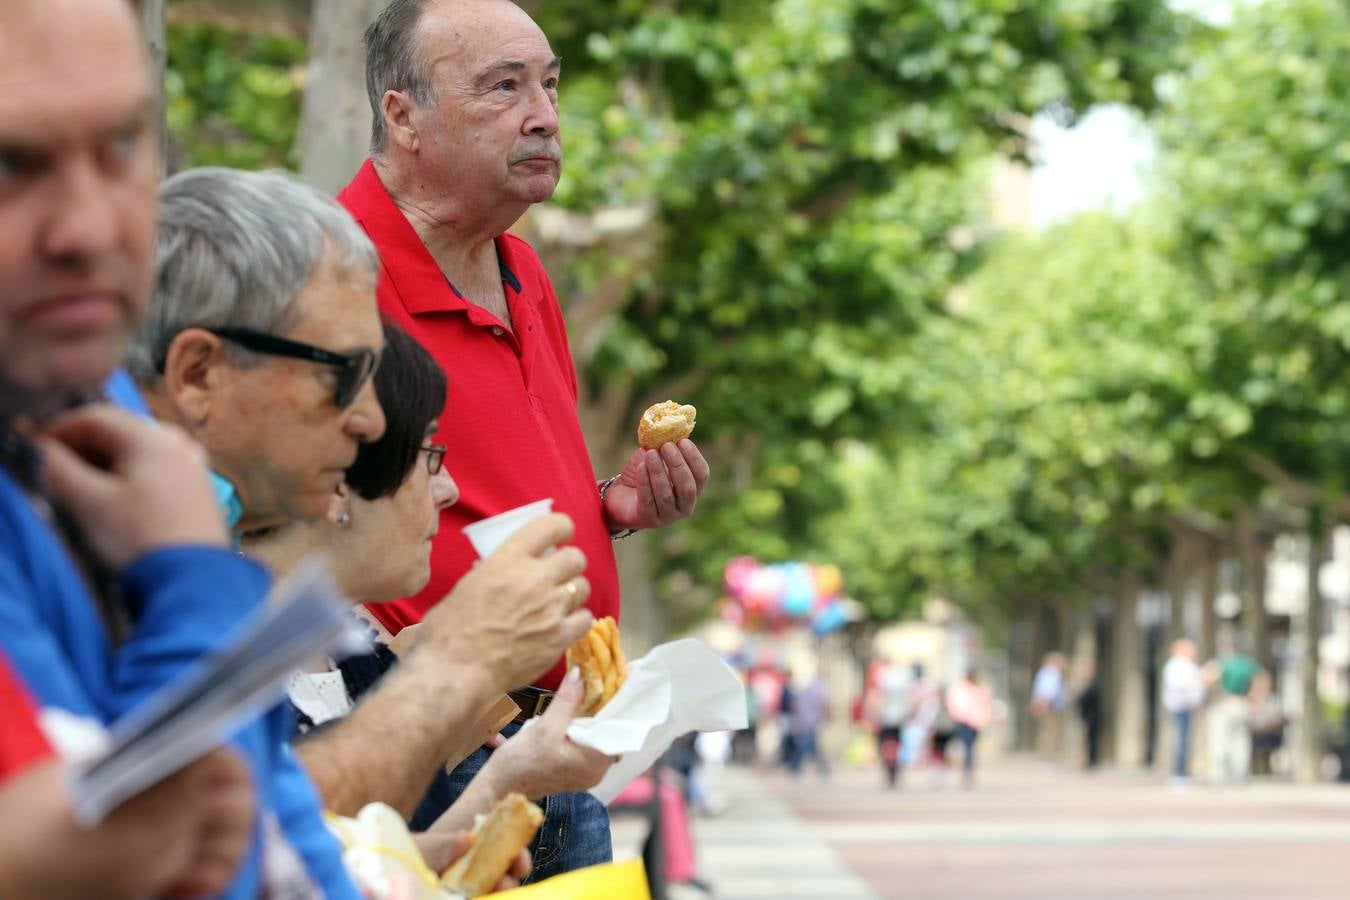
[
  {"xmin": 165, "ymin": 20, "xmax": 305, "ymax": 171},
  {"xmin": 821, "ymin": 0, "xmax": 1348, "ymax": 623},
  {"xmin": 820, "ymin": 212, "xmax": 1199, "ymax": 617},
  {"xmin": 1156, "ymin": 0, "xmax": 1349, "ymax": 507},
  {"xmin": 528, "ymin": 0, "xmax": 1188, "ymax": 612}
]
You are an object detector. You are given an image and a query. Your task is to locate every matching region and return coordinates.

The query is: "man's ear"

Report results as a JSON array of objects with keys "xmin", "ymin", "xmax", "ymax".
[
  {"xmin": 161, "ymin": 328, "xmax": 228, "ymax": 427},
  {"xmin": 383, "ymin": 89, "xmax": 420, "ymax": 152}
]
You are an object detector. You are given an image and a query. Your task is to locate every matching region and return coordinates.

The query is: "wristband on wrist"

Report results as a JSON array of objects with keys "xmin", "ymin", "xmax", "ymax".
[{"xmin": 597, "ymin": 475, "xmax": 639, "ymax": 541}]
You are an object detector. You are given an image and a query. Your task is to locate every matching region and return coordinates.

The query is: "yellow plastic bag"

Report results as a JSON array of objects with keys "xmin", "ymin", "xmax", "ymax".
[{"xmin": 485, "ymin": 860, "xmax": 650, "ymax": 900}]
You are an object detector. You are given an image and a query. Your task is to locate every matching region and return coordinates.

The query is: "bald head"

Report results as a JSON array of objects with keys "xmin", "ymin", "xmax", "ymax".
[
  {"xmin": 0, "ymin": 0, "xmax": 157, "ymax": 405},
  {"xmin": 366, "ymin": 0, "xmax": 561, "ymax": 232},
  {"xmin": 364, "ymin": 0, "xmax": 549, "ymax": 154}
]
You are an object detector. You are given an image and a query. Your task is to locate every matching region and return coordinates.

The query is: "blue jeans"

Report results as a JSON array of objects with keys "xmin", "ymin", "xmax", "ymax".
[
  {"xmin": 786, "ymin": 728, "xmax": 828, "ymax": 776},
  {"xmin": 955, "ymin": 723, "xmax": 979, "ymax": 775},
  {"xmin": 442, "ymin": 721, "xmax": 613, "ymax": 882},
  {"xmin": 1173, "ymin": 710, "xmax": 1193, "ymax": 778}
]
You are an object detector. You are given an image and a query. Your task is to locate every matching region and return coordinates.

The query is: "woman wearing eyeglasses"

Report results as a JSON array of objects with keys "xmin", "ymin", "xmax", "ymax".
[{"xmin": 243, "ymin": 323, "xmax": 611, "ymax": 881}]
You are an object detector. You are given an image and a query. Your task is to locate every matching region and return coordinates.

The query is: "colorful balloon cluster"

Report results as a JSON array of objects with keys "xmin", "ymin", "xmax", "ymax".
[{"xmin": 720, "ymin": 557, "xmax": 849, "ymax": 635}]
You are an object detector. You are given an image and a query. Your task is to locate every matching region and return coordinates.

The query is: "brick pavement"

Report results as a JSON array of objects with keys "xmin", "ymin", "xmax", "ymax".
[
  {"xmin": 613, "ymin": 758, "xmax": 1350, "ymax": 900},
  {"xmin": 609, "ymin": 764, "xmax": 879, "ymax": 899}
]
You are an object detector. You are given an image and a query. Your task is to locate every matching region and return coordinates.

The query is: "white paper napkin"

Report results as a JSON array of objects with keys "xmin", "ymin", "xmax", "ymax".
[{"xmin": 564, "ymin": 638, "xmax": 748, "ymax": 804}]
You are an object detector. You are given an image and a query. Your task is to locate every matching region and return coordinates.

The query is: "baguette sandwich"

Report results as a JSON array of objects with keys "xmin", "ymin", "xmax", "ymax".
[{"xmin": 439, "ymin": 793, "xmax": 544, "ymax": 897}]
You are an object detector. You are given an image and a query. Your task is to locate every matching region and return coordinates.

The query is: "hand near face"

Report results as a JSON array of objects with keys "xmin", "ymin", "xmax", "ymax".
[
  {"xmin": 421, "ymin": 513, "xmax": 593, "ymax": 693},
  {"xmin": 35, "ymin": 405, "xmax": 228, "ymax": 568},
  {"xmin": 603, "ymin": 439, "xmax": 711, "ymax": 532},
  {"xmin": 483, "ymin": 665, "xmax": 614, "ymax": 800}
]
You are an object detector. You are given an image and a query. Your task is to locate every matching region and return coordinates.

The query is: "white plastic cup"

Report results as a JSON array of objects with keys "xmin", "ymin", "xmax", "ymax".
[{"xmin": 462, "ymin": 498, "xmax": 554, "ymax": 559}]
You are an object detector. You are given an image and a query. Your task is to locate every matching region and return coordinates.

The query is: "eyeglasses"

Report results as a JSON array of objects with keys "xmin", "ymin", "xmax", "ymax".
[
  {"xmin": 421, "ymin": 443, "xmax": 447, "ymax": 475},
  {"xmin": 208, "ymin": 327, "xmax": 379, "ymax": 409}
]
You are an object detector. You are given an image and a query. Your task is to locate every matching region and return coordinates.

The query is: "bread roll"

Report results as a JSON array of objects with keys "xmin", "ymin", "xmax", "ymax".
[
  {"xmin": 439, "ymin": 793, "xmax": 544, "ymax": 897},
  {"xmin": 637, "ymin": 401, "xmax": 697, "ymax": 450}
]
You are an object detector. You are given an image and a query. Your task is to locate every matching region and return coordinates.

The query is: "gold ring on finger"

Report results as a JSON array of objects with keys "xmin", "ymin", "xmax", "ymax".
[{"xmin": 564, "ymin": 580, "xmax": 580, "ymax": 605}]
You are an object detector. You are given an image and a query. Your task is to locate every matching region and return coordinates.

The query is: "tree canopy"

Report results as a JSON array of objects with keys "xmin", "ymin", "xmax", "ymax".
[{"xmin": 162, "ymin": 0, "xmax": 1346, "ymax": 629}]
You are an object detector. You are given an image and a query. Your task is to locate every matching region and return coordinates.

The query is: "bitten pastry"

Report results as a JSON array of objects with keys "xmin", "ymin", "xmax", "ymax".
[
  {"xmin": 637, "ymin": 401, "xmax": 697, "ymax": 450},
  {"xmin": 439, "ymin": 793, "xmax": 544, "ymax": 898},
  {"xmin": 565, "ymin": 616, "xmax": 628, "ymax": 716}
]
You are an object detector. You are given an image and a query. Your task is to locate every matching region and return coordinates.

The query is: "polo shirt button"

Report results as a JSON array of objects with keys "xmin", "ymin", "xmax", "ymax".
[{"xmin": 492, "ymin": 326, "xmax": 504, "ymax": 336}]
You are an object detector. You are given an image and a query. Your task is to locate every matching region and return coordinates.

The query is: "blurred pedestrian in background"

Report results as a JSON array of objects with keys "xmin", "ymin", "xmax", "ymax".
[
  {"xmin": 901, "ymin": 664, "xmax": 940, "ymax": 771},
  {"xmin": 787, "ymin": 673, "xmax": 830, "ymax": 779},
  {"xmin": 1162, "ymin": 639, "xmax": 1205, "ymax": 781},
  {"xmin": 734, "ymin": 674, "xmax": 760, "ymax": 764},
  {"xmin": 1031, "ymin": 652, "xmax": 1070, "ymax": 759},
  {"xmin": 1075, "ymin": 660, "xmax": 1103, "ymax": 770},
  {"xmin": 1246, "ymin": 670, "xmax": 1285, "ymax": 777},
  {"xmin": 930, "ymin": 687, "xmax": 958, "ymax": 786},
  {"xmin": 871, "ymin": 660, "xmax": 912, "ymax": 788},
  {"xmin": 747, "ymin": 661, "xmax": 787, "ymax": 765},
  {"xmin": 1204, "ymin": 635, "xmax": 1260, "ymax": 784},
  {"xmin": 947, "ymin": 670, "xmax": 994, "ymax": 788},
  {"xmin": 778, "ymin": 679, "xmax": 797, "ymax": 768}
]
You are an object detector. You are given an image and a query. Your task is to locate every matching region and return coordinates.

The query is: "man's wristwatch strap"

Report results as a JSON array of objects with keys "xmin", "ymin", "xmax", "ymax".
[{"xmin": 597, "ymin": 474, "xmax": 639, "ymax": 541}]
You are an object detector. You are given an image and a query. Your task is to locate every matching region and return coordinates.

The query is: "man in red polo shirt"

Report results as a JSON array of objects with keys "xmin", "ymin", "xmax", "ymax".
[{"xmin": 338, "ymin": 0, "xmax": 710, "ymax": 880}]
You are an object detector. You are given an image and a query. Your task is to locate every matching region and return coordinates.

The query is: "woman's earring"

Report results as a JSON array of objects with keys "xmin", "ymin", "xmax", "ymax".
[{"xmin": 336, "ymin": 508, "xmax": 351, "ymax": 526}]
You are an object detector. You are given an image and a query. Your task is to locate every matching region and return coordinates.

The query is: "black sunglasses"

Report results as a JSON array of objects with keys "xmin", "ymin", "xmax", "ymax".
[
  {"xmin": 421, "ymin": 443, "xmax": 447, "ymax": 475},
  {"xmin": 208, "ymin": 327, "xmax": 379, "ymax": 409}
]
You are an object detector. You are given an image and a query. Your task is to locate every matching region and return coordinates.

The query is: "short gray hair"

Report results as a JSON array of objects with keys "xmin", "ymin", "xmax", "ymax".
[
  {"xmin": 126, "ymin": 167, "xmax": 381, "ymax": 382},
  {"xmin": 365, "ymin": 0, "xmax": 435, "ymax": 155}
]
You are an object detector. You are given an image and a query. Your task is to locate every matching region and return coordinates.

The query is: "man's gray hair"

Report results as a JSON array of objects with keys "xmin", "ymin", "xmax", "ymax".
[
  {"xmin": 126, "ymin": 167, "xmax": 381, "ymax": 382},
  {"xmin": 365, "ymin": 0, "xmax": 435, "ymax": 155}
]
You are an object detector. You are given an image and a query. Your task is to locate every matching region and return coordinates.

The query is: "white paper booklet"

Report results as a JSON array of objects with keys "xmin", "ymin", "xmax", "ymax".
[{"xmin": 70, "ymin": 557, "xmax": 365, "ymax": 825}]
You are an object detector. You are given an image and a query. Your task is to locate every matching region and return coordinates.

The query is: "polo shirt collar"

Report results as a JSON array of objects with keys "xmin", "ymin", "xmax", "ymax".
[{"xmin": 340, "ymin": 160, "xmax": 522, "ymax": 316}]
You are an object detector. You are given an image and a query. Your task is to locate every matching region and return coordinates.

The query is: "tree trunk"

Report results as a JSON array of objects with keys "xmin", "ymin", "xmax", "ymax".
[
  {"xmin": 1009, "ymin": 616, "xmax": 1036, "ymax": 753},
  {"xmin": 1295, "ymin": 514, "xmax": 1326, "ymax": 783},
  {"xmin": 1165, "ymin": 528, "xmax": 1193, "ymax": 643},
  {"xmin": 1092, "ymin": 601, "xmax": 1115, "ymax": 764},
  {"xmin": 1236, "ymin": 508, "xmax": 1273, "ymax": 673},
  {"xmin": 1200, "ymin": 537, "xmax": 1220, "ymax": 662},
  {"xmin": 136, "ymin": 0, "xmax": 168, "ymax": 173},
  {"xmin": 1112, "ymin": 575, "xmax": 1146, "ymax": 767},
  {"xmin": 1193, "ymin": 537, "xmax": 1222, "ymax": 778},
  {"xmin": 297, "ymin": 0, "xmax": 385, "ymax": 193}
]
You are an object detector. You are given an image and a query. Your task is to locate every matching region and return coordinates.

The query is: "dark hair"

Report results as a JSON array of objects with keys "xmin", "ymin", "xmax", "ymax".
[
  {"xmin": 365, "ymin": 0, "xmax": 435, "ymax": 155},
  {"xmin": 344, "ymin": 322, "xmax": 447, "ymax": 501}
]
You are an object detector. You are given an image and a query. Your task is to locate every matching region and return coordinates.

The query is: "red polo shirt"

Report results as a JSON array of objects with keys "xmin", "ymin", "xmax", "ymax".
[
  {"xmin": 1, "ymin": 654, "xmax": 52, "ymax": 781},
  {"xmin": 338, "ymin": 160, "xmax": 619, "ymax": 690}
]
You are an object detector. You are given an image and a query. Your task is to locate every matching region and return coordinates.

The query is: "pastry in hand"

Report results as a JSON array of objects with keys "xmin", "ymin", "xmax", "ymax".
[
  {"xmin": 637, "ymin": 401, "xmax": 697, "ymax": 450},
  {"xmin": 439, "ymin": 793, "xmax": 544, "ymax": 898},
  {"xmin": 565, "ymin": 616, "xmax": 628, "ymax": 716}
]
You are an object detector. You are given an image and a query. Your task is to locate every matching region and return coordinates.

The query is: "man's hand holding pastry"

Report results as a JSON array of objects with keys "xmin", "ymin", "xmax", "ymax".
[{"xmin": 603, "ymin": 401, "xmax": 710, "ymax": 531}]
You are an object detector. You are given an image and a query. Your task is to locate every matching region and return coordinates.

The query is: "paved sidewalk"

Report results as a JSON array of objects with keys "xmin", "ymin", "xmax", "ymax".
[
  {"xmin": 763, "ymin": 760, "xmax": 1350, "ymax": 900},
  {"xmin": 613, "ymin": 759, "xmax": 1350, "ymax": 900},
  {"xmin": 609, "ymin": 764, "xmax": 879, "ymax": 899}
]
